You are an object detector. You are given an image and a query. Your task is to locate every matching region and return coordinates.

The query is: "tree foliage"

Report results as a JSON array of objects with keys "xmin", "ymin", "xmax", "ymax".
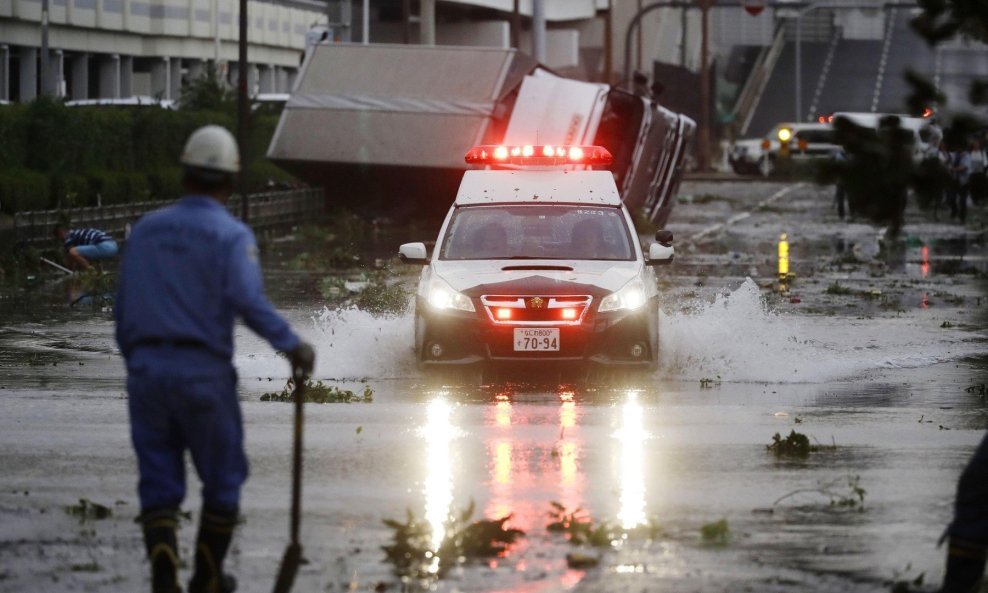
[{"xmin": 0, "ymin": 96, "xmax": 292, "ymax": 214}]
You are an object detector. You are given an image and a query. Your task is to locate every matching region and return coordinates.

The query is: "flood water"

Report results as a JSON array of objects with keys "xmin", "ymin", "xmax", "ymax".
[{"xmin": 0, "ymin": 180, "xmax": 985, "ymax": 592}]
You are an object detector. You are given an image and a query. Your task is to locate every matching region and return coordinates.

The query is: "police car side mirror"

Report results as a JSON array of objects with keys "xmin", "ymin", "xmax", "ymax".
[
  {"xmin": 647, "ymin": 242, "xmax": 674, "ymax": 265},
  {"xmin": 399, "ymin": 242, "xmax": 429, "ymax": 265},
  {"xmin": 647, "ymin": 231, "xmax": 674, "ymax": 266}
]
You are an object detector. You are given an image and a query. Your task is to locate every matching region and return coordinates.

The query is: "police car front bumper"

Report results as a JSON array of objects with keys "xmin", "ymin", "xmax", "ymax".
[{"xmin": 416, "ymin": 298, "xmax": 658, "ymax": 370}]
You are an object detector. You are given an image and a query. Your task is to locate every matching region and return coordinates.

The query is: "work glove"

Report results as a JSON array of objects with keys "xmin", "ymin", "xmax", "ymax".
[{"xmin": 288, "ymin": 341, "xmax": 315, "ymax": 379}]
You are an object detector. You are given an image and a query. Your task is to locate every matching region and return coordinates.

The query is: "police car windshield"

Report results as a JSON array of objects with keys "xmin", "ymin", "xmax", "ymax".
[{"xmin": 440, "ymin": 205, "xmax": 634, "ymax": 261}]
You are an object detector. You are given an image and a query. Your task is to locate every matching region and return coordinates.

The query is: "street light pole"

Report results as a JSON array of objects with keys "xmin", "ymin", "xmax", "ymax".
[
  {"xmin": 795, "ymin": 11, "xmax": 802, "ymax": 121},
  {"xmin": 40, "ymin": 0, "xmax": 50, "ymax": 96},
  {"xmin": 237, "ymin": 0, "xmax": 248, "ymax": 222}
]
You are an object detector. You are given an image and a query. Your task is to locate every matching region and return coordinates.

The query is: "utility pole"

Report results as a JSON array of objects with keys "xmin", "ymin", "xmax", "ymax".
[
  {"xmin": 402, "ymin": 0, "xmax": 411, "ymax": 44},
  {"xmin": 532, "ymin": 0, "xmax": 546, "ymax": 63},
  {"xmin": 362, "ymin": 0, "xmax": 369, "ymax": 44},
  {"xmin": 421, "ymin": 0, "xmax": 435, "ymax": 45},
  {"xmin": 511, "ymin": 0, "xmax": 521, "ymax": 50},
  {"xmin": 698, "ymin": 0, "xmax": 712, "ymax": 171},
  {"xmin": 637, "ymin": 0, "xmax": 644, "ymax": 72},
  {"xmin": 604, "ymin": 0, "xmax": 613, "ymax": 83},
  {"xmin": 237, "ymin": 0, "xmax": 248, "ymax": 221}
]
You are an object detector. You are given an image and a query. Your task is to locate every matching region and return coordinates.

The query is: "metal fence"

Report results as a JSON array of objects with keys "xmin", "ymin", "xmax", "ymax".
[{"xmin": 12, "ymin": 188, "xmax": 326, "ymax": 245}]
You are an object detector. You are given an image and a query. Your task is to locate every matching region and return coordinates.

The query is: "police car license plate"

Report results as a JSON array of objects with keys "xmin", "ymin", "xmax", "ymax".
[{"xmin": 513, "ymin": 328, "xmax": 560, "ymax": 352}]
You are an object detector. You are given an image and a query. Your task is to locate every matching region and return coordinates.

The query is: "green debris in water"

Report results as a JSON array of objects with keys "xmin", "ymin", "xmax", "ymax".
[
  {"xmin": 64, "ymin": 498, "xmax": 112, "ymax": 522},
  {"xmin": 774, "ymin": 475, "xmax": 867, "ymax": 510},
  {"xmin": 565, "ymin": 552, "xmax": 600, "ymax": 569},
  {"xmin": 350, "ymin": 270, "xmax": 409, "ymax": 317},
  {"xmin": 700, "ymin": 519, "xmax": 730, "ymax": 545},
  {"xmin": 546, "ymin": 502, "xmax": 613, "ymax": 548},
  {"xmin": 69, "ymin": 561, "xmax": 101, "ymax": 573},
  {"xmin": 260, "ymin": 378, "xmax": 373, "ymax": 403},
  {"xmin": 766, "ymin": 430, "xmax": 816, "ymax": 458},
  {"xmin": 381, "ymin": 500, "xmax": 524, "ymax": 580},
  {"xmin": 824, "ymin": 281, "xmax": 856, "ymax": 296}
]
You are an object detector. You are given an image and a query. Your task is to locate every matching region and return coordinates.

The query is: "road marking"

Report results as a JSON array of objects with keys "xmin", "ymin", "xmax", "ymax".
[{"xmin": 685, "ymin": 183, "xmax": 805, "ymax": 245}]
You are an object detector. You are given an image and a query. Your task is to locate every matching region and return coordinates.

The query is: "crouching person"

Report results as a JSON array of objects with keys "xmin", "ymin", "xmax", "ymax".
[
  {"xmin": 115, "ymin": 125, "xmax": 315, "ymax": 593},
  {"xmin": 55, "ymin": 224, "xmax": 119, "ymax": 271}
]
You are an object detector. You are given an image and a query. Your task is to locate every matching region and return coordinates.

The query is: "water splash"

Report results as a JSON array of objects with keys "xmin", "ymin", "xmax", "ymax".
[
  {"xmin": 233, "ymin": 306, "xmax": 416, "ymax": 380},
  {"xmin": 659, "ymin": 278, "xmax": 982, "ymax": 384},
  {"xmin": 231, "ymin": 279, "xmax": 983, "ymax": 385}
]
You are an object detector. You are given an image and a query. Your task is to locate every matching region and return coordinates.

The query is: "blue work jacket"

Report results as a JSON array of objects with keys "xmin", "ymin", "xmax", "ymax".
[{"xmin": 115, "ymin": 195, "xmax": 299, "ymax": 363}]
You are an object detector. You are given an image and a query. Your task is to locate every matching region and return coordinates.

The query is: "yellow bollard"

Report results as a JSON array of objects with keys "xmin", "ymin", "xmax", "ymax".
[{"xmin": 778, "ymin": 233, "xmax": 789, "ymax": 290}]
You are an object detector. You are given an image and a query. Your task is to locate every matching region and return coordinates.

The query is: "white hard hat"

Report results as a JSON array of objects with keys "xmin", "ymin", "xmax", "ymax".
[{"xmin": 180, "ymin": 125, "xmax": 240, "ymax": 173}]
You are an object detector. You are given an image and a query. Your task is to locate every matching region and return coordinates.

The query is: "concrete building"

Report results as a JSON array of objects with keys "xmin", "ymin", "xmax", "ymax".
[{"xmin": 0, "ymin": 0, "xmax": 325, "ymax": 101}]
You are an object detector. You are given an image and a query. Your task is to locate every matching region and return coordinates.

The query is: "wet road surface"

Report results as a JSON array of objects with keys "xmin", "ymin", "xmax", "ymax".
[{"xmin": 0, "ymin": 180, "xmax": 986, "ymax": 592}]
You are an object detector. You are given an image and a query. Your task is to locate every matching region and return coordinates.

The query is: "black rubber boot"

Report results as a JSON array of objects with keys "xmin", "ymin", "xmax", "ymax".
[
  {"xmin": 941, "ymin": 537, "xmax": 988, "ymax": 593},
  {"xmin": 187, "ymin": 507, "xmax": 239, "ymax": 593},
  {"xmin": 139, "ymin": 508, "xmax": 182, "ymax": 593}
]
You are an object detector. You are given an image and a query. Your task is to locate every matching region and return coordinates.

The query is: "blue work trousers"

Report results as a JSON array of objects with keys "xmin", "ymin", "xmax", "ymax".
[
  {"xmin": 127, "ymin": 347, "xmax": 248, "ymax": 514},
  {"xmin": 949, "ymin": 431, "xmax": 988, "ymax": 544}
]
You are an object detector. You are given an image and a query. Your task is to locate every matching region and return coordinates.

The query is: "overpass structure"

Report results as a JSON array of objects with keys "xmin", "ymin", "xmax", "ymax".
[{"xmin": 744, "ymin": 6, "xmax": 986, "ymax": 137}]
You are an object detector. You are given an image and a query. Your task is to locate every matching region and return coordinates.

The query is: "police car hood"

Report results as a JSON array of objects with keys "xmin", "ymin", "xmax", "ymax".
[{"xmin": 433, "ymin": 259, "xmax": 640, "ymax": 297}]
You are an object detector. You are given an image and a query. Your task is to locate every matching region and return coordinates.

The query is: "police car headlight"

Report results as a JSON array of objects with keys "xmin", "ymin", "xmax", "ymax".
[
  {"xmin": 599, "ymin": 279, "xmax": 646, "ymax": 312},
  {"xmin": 427, "ymin": 276, "xmax": 475, "ymax": 313}
]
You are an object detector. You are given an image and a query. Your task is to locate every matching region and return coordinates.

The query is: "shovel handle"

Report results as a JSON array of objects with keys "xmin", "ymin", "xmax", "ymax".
[{"xmin": 289, "ymin": 369, "xmax": 305, "ymax": 545}]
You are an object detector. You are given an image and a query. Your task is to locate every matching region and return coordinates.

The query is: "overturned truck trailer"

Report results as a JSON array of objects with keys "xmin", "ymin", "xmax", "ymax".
[{"xmin": 268, "ymin": 44, "xmax": 695, "ymax": 226}]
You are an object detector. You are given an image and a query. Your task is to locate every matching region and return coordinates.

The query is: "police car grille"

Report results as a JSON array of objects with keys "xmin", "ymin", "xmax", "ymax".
[{"xmin": 480, "ymin": 295, "xmax": 592, "ymax": 325}]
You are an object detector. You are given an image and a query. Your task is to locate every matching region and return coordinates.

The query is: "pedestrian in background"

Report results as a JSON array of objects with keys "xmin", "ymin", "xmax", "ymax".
[
  {"xmin": 947, "ymin": 145, "xmax": 972, "ymax": 223},
  {"xmin": 968, "ymin": 138, "xmax": 986, "ymax": 205},
  {"xmin": 832, "ymin": 146, "xmax": 848, "ymax": 220},
  {"xmin": 115, "ymin": 125, "xmax": 315, "ymax": 593},
  {"xmin": 53, "ymin": 223, "xmax": 118, "ymax": 271}
]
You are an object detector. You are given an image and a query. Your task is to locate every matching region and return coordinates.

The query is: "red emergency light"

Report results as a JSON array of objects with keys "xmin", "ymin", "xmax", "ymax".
[{"xmin": 465, "ymin": 145, "xmax": 614, "ymax": 167}]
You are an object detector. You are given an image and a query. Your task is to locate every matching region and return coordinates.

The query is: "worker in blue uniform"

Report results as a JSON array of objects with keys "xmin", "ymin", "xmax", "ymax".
[{"xmin": 115, "ymin": 125, "xmax": 315, "ymax": 593}]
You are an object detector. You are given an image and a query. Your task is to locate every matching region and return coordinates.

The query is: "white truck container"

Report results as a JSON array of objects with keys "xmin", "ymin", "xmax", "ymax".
[{"xmin": 267, "ymin": 43, "xmax": 695, "ymax": 226}]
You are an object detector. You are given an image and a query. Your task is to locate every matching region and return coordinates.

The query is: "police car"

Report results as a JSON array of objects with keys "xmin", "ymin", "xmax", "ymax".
[{"xmin": 398, "ymin": 145, "xmax": 674, "ymax": 375}]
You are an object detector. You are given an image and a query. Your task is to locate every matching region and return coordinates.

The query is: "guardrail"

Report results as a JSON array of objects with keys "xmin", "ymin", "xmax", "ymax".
[{"xmin": 12, "ymin": 187, "xmax": 325, "ymax": 245}]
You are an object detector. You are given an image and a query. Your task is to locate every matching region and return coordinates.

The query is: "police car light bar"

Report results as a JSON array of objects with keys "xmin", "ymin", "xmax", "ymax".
[{"xmin": 464, "ymin": 145, "xmax": 614, "ymax": 167}]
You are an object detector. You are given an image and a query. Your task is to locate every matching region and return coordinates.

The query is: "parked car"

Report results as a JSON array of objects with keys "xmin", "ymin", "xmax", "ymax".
[{"xmin": 729, "ymin": 122, "xmax": 838, "ymax": 176}]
